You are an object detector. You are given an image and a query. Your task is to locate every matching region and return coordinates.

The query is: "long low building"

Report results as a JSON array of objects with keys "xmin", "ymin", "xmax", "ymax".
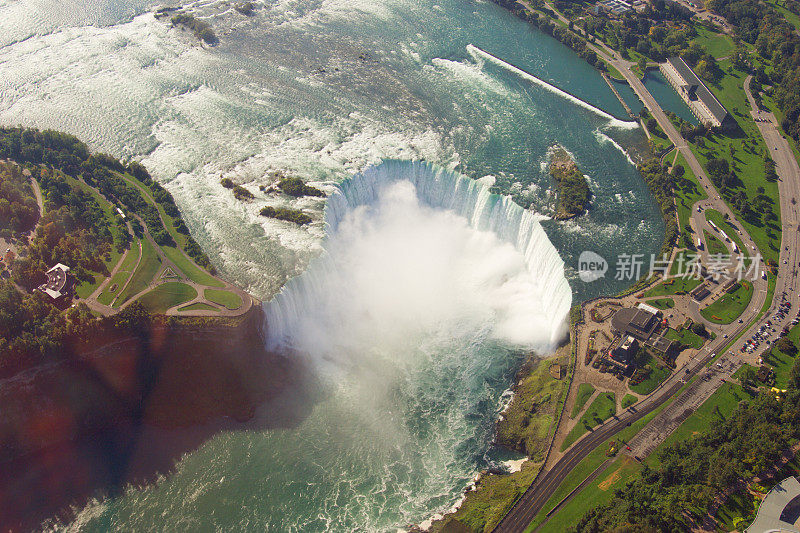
[{"xmin": 660, "ymin": 56, "xmax": 731, "ymax": 128}]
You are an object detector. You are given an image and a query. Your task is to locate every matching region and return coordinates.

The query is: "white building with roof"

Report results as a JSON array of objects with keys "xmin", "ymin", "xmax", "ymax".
[{"xmin": 38, "ymin": 263, "xmax": 70, "ymax": 299}]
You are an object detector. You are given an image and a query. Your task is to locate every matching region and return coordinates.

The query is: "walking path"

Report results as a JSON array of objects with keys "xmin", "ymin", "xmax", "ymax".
[{"xmin": 494, "ymin": 5, "xmax": 790, "ymax": 532}]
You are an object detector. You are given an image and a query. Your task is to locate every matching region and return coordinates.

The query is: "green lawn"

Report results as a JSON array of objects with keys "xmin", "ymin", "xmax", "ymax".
[
  {"xmin": 691, "ymin": 60, "xmax": 781, "ymax": 264},
  {"xmin": 163, "ymin": 246, "xmax": 224, "ymax": 288},
  {"xmin": 114, "ymin": 238, "xmax": 161, "ymax": 306},
  {"xmin": 664, "ymin": 326, "xmax": 706, "ymax": 349},
  {"xmin": 561, "ymin": 392, "xmax": 617, "ymax": 451},
  {"xmin": 629, "ymin": 354, "xmax": 672, "ymax": 395},
  {"xmin": 621, "ymin": 394, "xmax": 638, "ymax": 408},
  {"xmin": 571, "ymin": 383, "xmax": 596, "ymax": 418},
  {"xmin": 704, "ymin": 229, "xmax": 727, "ymax": 256},
  {"xmin": 523, "ymin": 381, "xmax": 693, "ymax": 532},
  {"xmin": 178, "ymin": 302, "xmax": 220, "ymax": 312},
  {"xmin": 692, "ymin": 23, "xmax": 735, "ymax": 59},
  {"xmin": 646, "ymin": 382, "xmax": 749, "ymax": 467},
  {"xmin": 644, "ymin": 276, "xmax": 702, "ymax": 297},
  {"xmin": 673, "ymin": 152, "xmax": 707, "ymax": 235},
  {"xmin": 534, "ymin": 456, "xmax": 642, "ymax": 533},
  {"xmin": 647, "ymin": 297, "xmax": 674, "ymax": 310},
  {"xmin": 135, "ymin": 282, "xmax": 198, "ymax": 314},
  {"xmin": 643, "ymin": 250, "xmax": 703, "ymax": 296},
  {"xmin": 117, "ymin": 171, "xmax": 224, "ymax": 287},
  {"xmin": 705, "ymin": 209, "xmax": 750, "ymax": 259},
  {"xmin": 701, "ymin": 280, "xmax": 754, "ymax": 324},
  {"xmin": 97, "ymin": 240, "xmax": 141, "ymax": 306},
  {"xmin": 204, "ymin": 288, "xmax": 242, "ymax": 310},
  {"xmin": 764, "ymin": 323, "xmax": 800, "ymax": 388}
]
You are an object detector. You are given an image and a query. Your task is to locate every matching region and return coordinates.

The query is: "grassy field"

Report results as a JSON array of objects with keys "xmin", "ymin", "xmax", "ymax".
[
  {"xmin": 643, "ymin": 250, "xmax": 703, "ymax": 296},
  {"xmin": 673, "ymin": 152, "xmax": 707, "ymax": 234},
  {"xmin": 560, "ymin": 392, "xmax": 617, "ymax": 451},
  {"xmin": 705, "ymin": 209, "xmax": 750, "ymax": 259},
  {"xmin": 204, "ymin": 288, "xmax": 243, "ymax": 310},
  {"xmin": 163, "ymin": 246, "xmax": 224, "ymax": 287},
  {"xmin": 571, "ymin": 383, "xmax": 596, "ymax": 418},
  {"xmin": 644, "ymin": 275, "xmax": 702, "ymax": 297},
  {"xmin": 664, "ymin": 326, "xmax": 706, "ymax": 349},
  {"xmin": 135, "ymin": 282, "xmax": 197, "ymax": 314},
  {"xmin": 701, "ymin": 280, "xmax": 754, "ymax": 324},
  {"xmin": 704, "ymin": 229, "xmax": 727, "ymax": 256},
  {"xmin": 692, "ymin": 23, "xmax": 735, "ymax": 59},
  {"xmin": 533, "ymin": 456, "xmax": 642, "ymax": 532},
  {"xmin": 621, "ymin": 393, "xmax": 638, "ymax": 408},
  {"xmin": 97, "ymin": 240, "xmax": 141, "ymax": 306},
  {"xmin": 178, "ymin": 302, "xmax": 219, "ymax": 312},
  {"xmin": 646, "ymin": 381, "xmax": 750, "ymax": 467},
  {"xmin": 647, "ymin": 297, "xmax": 674, "ymax": 310},
  {"xmin": 114, "ymin": 238, "xmax": 161, "ymax": 306},
  {"xmin": 691, "ymin": 60, "xmax": 781, "ymax": 264},
  {"xmin": 117, "ymin": 171, "xmax": 224, "ymax": 287},
  {"xmin": 764, "ymin": 323, "xmax": 800, "ymax": 388},
  {"xmin": 629, "ymin": 354, "xmax": 672, "ymax": 395},
  {"xmin": 522, "ymin": 381, "xmax": 694, "ymax": 532}
]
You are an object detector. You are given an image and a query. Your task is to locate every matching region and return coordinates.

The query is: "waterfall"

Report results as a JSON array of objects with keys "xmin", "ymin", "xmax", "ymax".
[
  {"xmin": 265, "ymin": 160, "xmax": 573, "ymax": 354},
  {"xmin": 466, "ymin": 44, "xmax": 638, "ymax": 130}
]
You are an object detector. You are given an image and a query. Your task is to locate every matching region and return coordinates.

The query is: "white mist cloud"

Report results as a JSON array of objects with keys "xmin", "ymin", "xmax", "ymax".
[{"xmin": 276, "ymin": 180, "xmax": 559, "ymax": 370}]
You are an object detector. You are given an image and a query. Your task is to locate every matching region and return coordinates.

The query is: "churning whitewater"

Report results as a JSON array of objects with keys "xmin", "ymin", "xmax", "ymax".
[
  {"xmin": 267, "ymin": 161, "xmax": 573, "ymax": 358},
  {"xmin": 0, "ymin": 0, "xmax": 668, "ymax": 530}
]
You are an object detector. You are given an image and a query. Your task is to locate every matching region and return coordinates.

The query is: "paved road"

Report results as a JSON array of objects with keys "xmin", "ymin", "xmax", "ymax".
[{"xmin": 494, "ymin": 6, "xmax": 785, "ymax": 532}]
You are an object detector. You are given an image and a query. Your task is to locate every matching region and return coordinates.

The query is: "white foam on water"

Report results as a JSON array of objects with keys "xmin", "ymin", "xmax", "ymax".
[
  {"xmin": 267, "ymin": 160, "xmax": 572, "ymax": 358},
  {"xmin": 467, "ymin": 44, "xmax": 639, "ymax": 130},
  {"xmin": 593, "ymin": 128, "xmax": 636, "ymax": 166}
]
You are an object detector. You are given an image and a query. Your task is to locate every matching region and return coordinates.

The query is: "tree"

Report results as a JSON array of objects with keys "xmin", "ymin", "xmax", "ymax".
[
  {"xmin": 691, "ymin": 321, "xmax": 707, "ymax": 336},
  {"xmin": 739, "ymin": 365, "xmax": 758, "ymax": 388},
  {"xmin": 776, "ymin": 337, "xmax": 797, "ymax": 355}
]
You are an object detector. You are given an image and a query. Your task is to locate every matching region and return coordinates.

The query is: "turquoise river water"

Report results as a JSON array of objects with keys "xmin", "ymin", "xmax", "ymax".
[{"xmin": 0, "ymin": 0, "xmax": 665, "ymax": 530}]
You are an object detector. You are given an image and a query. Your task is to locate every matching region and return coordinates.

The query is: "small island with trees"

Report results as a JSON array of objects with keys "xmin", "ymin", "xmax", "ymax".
[
  {"xmin": 549, "ymin": 146, "xmax": 591, "ymax": 220},
  {"xmin": 259, "ymin": 206, "xmax": 312, "ymax": 225},
  {"xmin": 155, "ymin": 8, "xmax": 217, "ymax": 45}
]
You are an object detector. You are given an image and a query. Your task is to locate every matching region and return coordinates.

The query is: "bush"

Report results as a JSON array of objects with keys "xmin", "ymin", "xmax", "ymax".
[
  {"xmin": 259, "ymin": 206, "xmax": 312, "ymax": 225},
  {"xmin": 776, "ymin": 337, "xmax": 797, "ymax": 355},
  {"xmin": 277, "ymin": 176, "xmax": 325, "ymax": 198},
  {"xmin": 220, "ymin": 178, "xmax": 234, "ymax": 189},
  {"xmin": 232, "ymin": 185, "xmax": 254, "ymax": 201}
]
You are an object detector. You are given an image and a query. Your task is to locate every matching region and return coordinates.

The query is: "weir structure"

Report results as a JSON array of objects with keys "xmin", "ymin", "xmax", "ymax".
[{"xmin": 467, "ymin": 44, "xmax": 637, "ymax": 129}]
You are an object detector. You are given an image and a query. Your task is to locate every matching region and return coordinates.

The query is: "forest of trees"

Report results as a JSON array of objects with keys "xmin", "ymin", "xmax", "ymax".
[
  {"xmin": 639, "ymin": 159, "xmax": 678, "ymax": 257},
  {"xmin": 0, "ymin": 281, "xmax": 154, "ymax": 379},
  {"xmin": 0, "ymin": 127, "xmax": 215, "ymax": 272},
  {"xmin": 706, "ymin": 0, "xmax": 800, "ymax": 146},
  {"xmin": 0, "ymin": 162, "xmax": 38, "ymax": 236},
  {"xmin": 550, "ymin": 148, "xmax": 592, "ymax": 219},
  {"xmin": 574, "ymin": 358, "xmax": 800, "ymax": 532},
  {"xmin": 12, "ymin": 166, "xmax": 123, "ymax": 291}
]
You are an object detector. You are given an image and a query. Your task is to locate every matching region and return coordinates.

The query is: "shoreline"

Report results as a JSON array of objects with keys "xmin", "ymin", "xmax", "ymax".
[{"xmin": 0, "ymin": 304, "xmax": 317, "ymax": 532}]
